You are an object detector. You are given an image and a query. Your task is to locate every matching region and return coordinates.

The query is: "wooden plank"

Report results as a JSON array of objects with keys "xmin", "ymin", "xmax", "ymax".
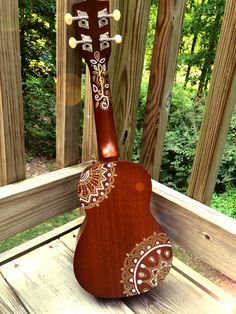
[
  {"xmin": 151, "ymin": 180, "xmax": 236, "ymax": 281},
  {"xmin": 109, "ymin": 0, "xmax": 152, "ymax": 160},
  {"xmin": 0, "ymin": 272, "xmax": 28, "ymax": 314},
  {"xmin": 0, "ymin": 217, "xmax": 85, "ymax": 266},
  {"xmin": 140, "ymin": 0, "xmax": 186, "ymax": 179},
  {"xmin": 56, "ymin": 0, "xmax": 82, "ymax": 168},
  {"xmin": 173, "ymin": 257, "xmax": 236, "ymax": 310},
  {"xmin": 0, "ymin": 162, "xmax": 91, "ymax": 241},
  {"xmin": 123, "ymin": 268, "xmax": 231, "ymax": 314},
  {"xmin": 0, "ymin": 0, "xmax": 25, "ymax": 186},
  {"xmin": 81, "ymin": 68, "xmax": 98, "ymax": 162},
  {"xmin": 60, "ymin": 227, "xmax": 236, "ymax": 311},
  {"xmin": 187, "ymin": 0, "xmax": 236, "ymax": 205},
  {"xmin": 0, "ymin": 240, "xmax": 134, "ymax": 314}
]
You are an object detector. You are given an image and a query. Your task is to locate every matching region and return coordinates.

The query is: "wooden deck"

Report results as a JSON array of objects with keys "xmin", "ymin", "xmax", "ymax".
[{"xmin": 1, "ymin": 219, "xmax": 235, "ymax": 314}]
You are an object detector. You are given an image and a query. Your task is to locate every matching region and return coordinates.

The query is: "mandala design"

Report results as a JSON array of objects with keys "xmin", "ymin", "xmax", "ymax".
[
  {"xmin": 90, "ymin": 51, "xmax": 110, "ymax": 111},
  {"xmin": 78, "ymin": 162, "xmax": 116, "ymax": 209},
  {"xmin": 121, "ymin": 233, "xmax": 173, "ymax": 297}
]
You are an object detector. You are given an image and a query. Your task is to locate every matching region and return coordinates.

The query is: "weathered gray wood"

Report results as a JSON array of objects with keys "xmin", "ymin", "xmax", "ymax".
[
  {"xmin": 0, "ymin": 217, "xmax": 84, "ymax": 266},
  {"xmin": 0, "ymin": 162, "xmax": 91, "ymax": 241},
  {"xmin": 0, "ymin": 0, "xmax": 25, "ymax": 186},
  {"xmin": 151, "ymin": 180, "xmax": 236, "ymax": 281},
  {"xmin": 0, "ymin": 240, "xmax": 134, "ymax": 314},
  {"xmin": 0, "ymin": 272, "xmax": 27, "ymax": 314},
  {"xmin": 123, "ymin": 268, "xmax": 232, "ymax": 314},
  {"xmin": 187, "ymin": 0, "xmax": 236, "ymax": 205},
  {"xmin": 56, "ymin": 0, "xmax": 82, "ymax": 168},
  {"xmin": 173, "ymin": 257, "xmax": 236, "ymax": 310},
  {"xmin": 140, "ymin": 0, "xmax": 186, "ymax": 179}
]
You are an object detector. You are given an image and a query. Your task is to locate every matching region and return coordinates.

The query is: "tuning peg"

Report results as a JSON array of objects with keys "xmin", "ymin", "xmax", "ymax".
[
  {"xmin": 69, "ymin": 35, "xmax": 92, "ymax": 49},
  {"xmin": 108, "ymin": 9, "xmax": 121, "ymax": 21},
  {"xmin": 100, "ymin": 33, "xmax": 122, "ymax": 45},
  {"xmin": 65, "ymin": 13, "xmax": 79, "ymax": 25},
  {"xmin": 69, "ymin": 37, "xmax": 79, "ymax": 48},
  {"xmin": 110, "ymin": 35, "xmax": 122, "ymax": 44}
]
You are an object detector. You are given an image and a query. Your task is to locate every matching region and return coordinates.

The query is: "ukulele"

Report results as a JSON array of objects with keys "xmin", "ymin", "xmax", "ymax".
[{"xmin": 65, "ymin": 0, "xmax": 173, "ymax": 299}]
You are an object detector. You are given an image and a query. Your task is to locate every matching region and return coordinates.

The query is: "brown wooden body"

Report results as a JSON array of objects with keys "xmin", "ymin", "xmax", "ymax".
[
  {"xmin": 71, "ymin": 0, "xmax": 172, "ymax": 298},
  {"xmin": 74, "ymin": 160, "xmax": 172, "ymax": 298}
]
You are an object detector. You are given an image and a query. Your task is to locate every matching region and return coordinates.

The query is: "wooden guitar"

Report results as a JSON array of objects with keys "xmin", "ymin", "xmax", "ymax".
[{"xmin": 65, "ymin": 0, "xmax": 173, "ymax": 298}]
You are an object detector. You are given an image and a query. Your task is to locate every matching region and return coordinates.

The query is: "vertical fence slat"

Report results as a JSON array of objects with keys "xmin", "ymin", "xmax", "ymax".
[
  {"xmin": 187, "ymin": 0, "xmax": 236, "ymax": 205},
  {"xmin": 140, "ymin": 0, "xmax": 186, "ymax": 179},
  {"xmin": 110, "ymin": 0, "xmax": 152, "ymax": 160},
  {"xmin": 56, "ymin": 0, "xmax": 82, "ymax": 168},
  {"xmin": 81, "ymin": 69, "xmax": 98, "ymax": 162},
  {"xmin": 0, "ymin": 1, "xmax": 25, "ymax": 186}
]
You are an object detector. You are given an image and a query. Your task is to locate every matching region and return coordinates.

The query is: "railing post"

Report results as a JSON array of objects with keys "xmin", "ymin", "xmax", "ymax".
[
  {"xmin": 187, "ymin": 0, "xmax": 236, "ymax": 205},
  {"xmin": 0, "ymin": 0, "xmax": 25, "ymax": 186},
  {"xmin": 140, "ymin": 0, "xmax": 186, "ymax": 179},
  {"xmin": 56, "ymin": 0, "xmax": 82, "ymax": 168},
  {"xmin": 109, "ymin": 0, "xmax": 152, "ymax": 160},
  {"xmin": 81, "ymin": 69, "xmax": 98, "ymax": 162}
]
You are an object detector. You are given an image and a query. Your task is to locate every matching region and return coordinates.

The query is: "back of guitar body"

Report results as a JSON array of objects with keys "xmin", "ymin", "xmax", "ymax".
[{"xmin": 74, "ymin": 160, "xmax": 172, "ymax": 298}]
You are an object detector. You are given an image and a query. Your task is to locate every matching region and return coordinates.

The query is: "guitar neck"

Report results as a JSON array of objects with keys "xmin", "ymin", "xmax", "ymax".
[{"xmin": 88, "ymin": 52, "xmax": 118, "ymax": 161}]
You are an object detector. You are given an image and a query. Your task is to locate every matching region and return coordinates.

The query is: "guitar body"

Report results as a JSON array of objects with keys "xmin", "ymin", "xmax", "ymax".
[{"xmin": 74, "ymin": 160, "xmax": 172, "ymax": 298}]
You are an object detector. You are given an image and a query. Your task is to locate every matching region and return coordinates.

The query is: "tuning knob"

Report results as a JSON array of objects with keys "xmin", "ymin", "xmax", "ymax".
[
  {"xmin": 69, "ymin": 37, "xmax": 79, "ymax": 48},
  {"xmin": 109, "ymin": 9, "xmax": 121, "ymax": 21},
  {"xmin": 69, "ymin": 35, "xmax": 92, "ymax": 49},
  {"xmin": 111, "ymin": 35, "xmax": 122, "ymax": 44},
  {"xmin": 65, "ymin": 13, "xmax": 79, "ymax": 25}
]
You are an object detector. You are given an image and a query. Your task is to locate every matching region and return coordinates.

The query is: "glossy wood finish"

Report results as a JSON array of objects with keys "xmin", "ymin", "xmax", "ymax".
[
  {"xmin": 74, "ymin": 161, "xmax": 172, "ymax": 298},
  {"xmin": 73, "ymin": 0, "xmax": 118, "ymax": 160},
  {"xmin": 71, "ymin": 0, "xmax": 172, "ymax": 298}
]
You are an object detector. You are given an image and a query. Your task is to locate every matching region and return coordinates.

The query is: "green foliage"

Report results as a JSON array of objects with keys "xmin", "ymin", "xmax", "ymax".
[
  {"xmin": 211, "ymin": 188, "xmax": 236, "ymax": 219},
  {"xmin": 19, "ymin": 0, "xmax": 56, "ymax": 79},
  {"xmin": 179, "ymin": 0, "xmax": 225, "ymax": 93},
  {"xmin": 216, "ymin": 111, "xmax": 236, "ymax": 192},
  {"xmin": 159, "ymin": 84, "xmax": 204, "ymax": 192},
  {"xmin": 23, "ymin": 75, "xmax": 56, "ymax": 156}
]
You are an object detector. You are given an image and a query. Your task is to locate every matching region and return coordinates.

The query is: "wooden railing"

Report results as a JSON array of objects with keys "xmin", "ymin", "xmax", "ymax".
[
  {"xmin": 0, "ymin": 0, "xmax": 236, "ymax": 287},
  {"xmin": 0, "ymin": 0, "xmax": 235, "ymax": 203}
]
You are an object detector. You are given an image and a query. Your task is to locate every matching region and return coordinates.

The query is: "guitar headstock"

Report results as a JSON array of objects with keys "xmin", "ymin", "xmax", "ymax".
[{"xmin": 65, "ymin": 0, "xmax": 122, "ymax": 67}]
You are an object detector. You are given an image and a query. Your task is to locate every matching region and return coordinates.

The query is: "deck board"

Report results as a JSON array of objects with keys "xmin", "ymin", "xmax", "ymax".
[
  {"xmin": 0, "ymin": 240, "xmax": 133, "ymax": 314},
  {"xmin": 0, "ymin": 228, "xmax": 235, "ymax": 314},
  {"xmin": 0, "ymin": 273, "xmax": 28, "ymax": 314}
]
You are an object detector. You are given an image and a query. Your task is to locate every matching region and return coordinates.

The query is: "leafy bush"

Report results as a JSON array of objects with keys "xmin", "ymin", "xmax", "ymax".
[
  {"xmin": 216, "ymin": 110, "xmax": 236, "ymax": 192},
  {"xmin": 211, "ymin": 188, "xmax": 236, "ymax": 219},
  {"xmin": 23, "ymin": 75, "xmax": 56, "ymax": 156},
  {"xmin": 159, "ymin": 84, "xmax": 204, "ymax": 192},
  {"xmin": 134, "ymin": 81, "xmax": 236, "ymax": 194}
]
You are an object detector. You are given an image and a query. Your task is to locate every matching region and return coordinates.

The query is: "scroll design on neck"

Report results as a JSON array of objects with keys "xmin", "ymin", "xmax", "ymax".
[{"xmin": 90, "ymin": 51, "xmax": 111, "ymax": 111}]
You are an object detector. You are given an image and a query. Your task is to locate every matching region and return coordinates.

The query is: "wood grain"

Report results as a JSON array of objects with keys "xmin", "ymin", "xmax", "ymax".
[
  {"xmin": 0, "ymin": 217, "xmax": 84, "ymax": 266},
  {"xmin": 0, "ymin": 162, "xmax": 91, "ymax": 241},
  {"xmin": 140, "ymin": 0, "xmax": 186, "ymax": 179},
  {"xmin": 1, "ymin": 227, "xmax": 234, "ymax": 313},
  {"xmin": 109, "ymin": 0, "xmax": 152, "ymax": 160},
  {"xmin": 172, "ymin": 257, "xmax": 236, "ymax": 309},
  {"xmin": 56, "ymin": 0, "xmax": 82, "ymax": 168},
  {"xmin": 0, "ymin": 240, "xmax": 134, "ymax": 314},
  {"xmin": 151, "ymin": 180, "xmax": 236, "ymax": 281},
  {"xmin": 187, "ymin": 0, "xmax": 236, "ymax": 205},
  {"xmin": 81, "ymin": 68, "xmax": 98, "ymax": 162},
  {"xmin": 0, "ymin": 272, "xmax": 27, "ymax": 314},
  {"xmin": 123, "ymin": 268, "xmax": 230, "ymax": 314},
  {"xmin": 0, "ymin": 0, "xmax": 25, "ymax": 186}
]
